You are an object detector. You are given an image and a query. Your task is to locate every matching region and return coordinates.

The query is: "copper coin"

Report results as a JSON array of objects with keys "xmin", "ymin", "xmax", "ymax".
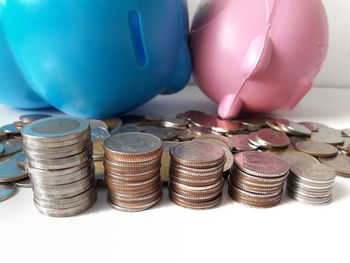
[
  {"xmin": 229, "ymin": 134, "xmax": 257, "ymax": 151},
  {"xmin": 212, "ymin": 119, "xmax": 245, "ymax": 134},
  {"xmin": 274, "ymin": 119, "xmax": 312, "ymax": 136},
  {"xmin": 295, "ymin": 140, "xmax": 338, "ymax": 158}
]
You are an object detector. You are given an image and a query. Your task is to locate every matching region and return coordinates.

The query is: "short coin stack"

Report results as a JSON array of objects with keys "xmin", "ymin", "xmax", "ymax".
[
  {"xmin": 169, "ymin": 141, "xmax": 225, "ymax": 209},
  {"xmin": 229, "ymin": 151, "xmax": 290, "ymax": 208},
  {"xmin": 287, "ymin": 163, "xmax": 336, "ymax": 205},
  {"xmin": 22, "ymin": 117, "xmax": 96, "ymax": 217},
  {"xmin": 104, "ymin": 132, "xmax": 163, "ymax": 212}
]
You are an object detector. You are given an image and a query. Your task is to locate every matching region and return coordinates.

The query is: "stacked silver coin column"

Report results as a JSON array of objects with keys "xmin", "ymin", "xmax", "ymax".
[
  {"xmin": 287, "ymin": 163, "xmax": 336, "ymax": 205},
  {"xmin": 104, "ymin": 133, "xmax": 163, "ymax": 212},
  {"xmin": 169, "ymin": 141, "xmax": 225, "ymax": 209},
  {"xmin": 22, "ymin": 117, "xmax": 96, "ymax": 217}
]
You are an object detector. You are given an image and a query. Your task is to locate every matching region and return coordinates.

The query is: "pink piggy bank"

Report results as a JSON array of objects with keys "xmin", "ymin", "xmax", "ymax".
[{"xmin": 190, "ymin": 0, "xmax": 329, "ymax": 119}]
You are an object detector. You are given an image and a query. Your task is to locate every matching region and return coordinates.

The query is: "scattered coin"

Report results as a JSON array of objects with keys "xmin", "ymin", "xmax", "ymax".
[
  {"xmin": 311, "ymin": 130, "xmax": 344, "ymax": 145},
  {"xmin": 299, "ymin": 122, "xmax": 319, "ymax": 132},
  {"xmin": 14, "ymin": 152, "xmax": 26, "ymax": 170},
  {"xmin": 287, "ymin": 163, "xmax": 336, "ymax": 205},
  {"xmin": 176, "ymin": 129, "xmax": 195, "ymax": 141},
  {"xmin": 0, "ymin": 124, "xmax": 21, "ymax": 135},
  {"xmin": 89, "ymin": 119, "xmax": 109, "ymax": 131},
  {"xmin": 110, "ymin": 124, "xmax": 140, "ymax": 135},
  {"xmin": 169, "ymin": 141, "xmax": 224, "ymax": 209},
  {"xmin": 256, "ymin": 128, "xmax": 291, "ymax": 148},
  {"xmin": 319, "ymin": 154, "xmax": 350, "ymax": 177},
  {"xmin": 144, "ymin": 113, "xmax": 164, "ymax": 122},
  {"xmin": 104, "ymin": 133, "xmax": 163, "ymax": 212},
  {"xmin": 228, "ymin": 134, "xmax": 257, "ymax": 152},
  {"xmin": 142, "ymin": 126, "xmax": 178, "ymax": 141},
  {"xmin": 274, "ymin": 119, "xmax": 312, "ymax": 136},
  {"xmin": 13, "ymin": 121, "xmax": 25, "ymax": 129},
  {"xmin": 161, "ymin": 117, "xmax": 188, "ymax": 130},
  {"xmin": 295, "ymin": 141, "xmax": 338, "ymax": 158},
  {"xmin": 0, "ymin": 183, "xmax": 16, "ymax": 202},
  {"xmin": 237, "ymin": 117, "xmax": 267, "ymax": 131},
  {"xmin": 0, "ymin": 143, "xmax": 4, "ymax": 154},
  {"xmin": 341, "ymin": 129, "xmax": 350, "ymax": 137},
  {"xmin": 275, "ymin": 149, "xmax": 319, "ymax": 166},
  {"xmin": 100, "ymin": 118, "xmax": 123, "ymax": 130},
  {"xmin": 0, "ymin": 154, "xmax": 28, "ymax": 183},
  {"xmin": 0, "ymin": 140, "xmax": 23, "ymax": 158},
  {"xmin": 19, "ymin": 114, "xmax": 51, "ymax": 123},
  {"xmin": 228, "ymin": 151, "xmax": 289, "ymax": 208},
  {"xmin": 15, "ymin": 177, "xmax": 32, "ymax": 188},
  {"xmin": 91, "ymin": 127, "xmax": 110, "ymax": 141},
  {"xmin": 212, "ymin": 119, "xmax": 245, "ymax": 134}
]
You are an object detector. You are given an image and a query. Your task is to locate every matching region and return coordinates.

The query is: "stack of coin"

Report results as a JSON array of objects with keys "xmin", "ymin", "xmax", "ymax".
[
  {"xmin": 169, "ymin": 141, "xmax": 225, "ymax": 209},
  {"xmin": 104, "ymin": 132, "xmax": 163, "ymax": 212},
  {"xmin": 287, "ymin": 163, "xmax": 336, "ymax": 205},
  {"xmin": 228, "ymin": 151, "xmax": 290, "ymax": 208},
  {"xmin": 22, "ymin": 117, "xmax": 96, "ymax": 217}
]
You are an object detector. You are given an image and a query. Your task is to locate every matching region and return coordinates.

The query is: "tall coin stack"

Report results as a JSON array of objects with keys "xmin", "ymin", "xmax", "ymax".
[
  {"xmin": 22, "ymin": 117, "xmax": 96, "ymax": 217},
  {"xmin": 287, "ymin": 163, "xmax": 336, "ymax": 205},
  {"xmin": 228, "ymin": 151, "xmax": 290, "ymax": 208},
  {"xmin": 169, "ymin": 141, "xmax": 225, "ymax": 209},
  {"xmin": 104, "ymin": 133, "xmax": 163, "ymax": 212}
]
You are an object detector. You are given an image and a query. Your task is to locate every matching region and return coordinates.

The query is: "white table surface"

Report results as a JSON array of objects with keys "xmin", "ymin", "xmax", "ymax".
[{"xmin": 1, "ymin": 85, "xmax": 349, "ymax": 263}]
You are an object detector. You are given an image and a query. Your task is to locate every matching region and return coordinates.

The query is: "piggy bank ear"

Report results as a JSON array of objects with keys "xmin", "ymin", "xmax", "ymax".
[{"xmin": 240, "ymin": 35, "xmax": 273, "ymax": 80}]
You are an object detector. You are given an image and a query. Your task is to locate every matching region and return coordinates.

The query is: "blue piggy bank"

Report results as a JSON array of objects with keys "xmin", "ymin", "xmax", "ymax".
[{"xmin": 0, "ymin": 0, "xmax": 191, "ymax": 117}]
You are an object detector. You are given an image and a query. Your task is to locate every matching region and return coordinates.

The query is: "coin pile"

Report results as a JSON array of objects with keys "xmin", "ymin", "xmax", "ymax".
[
  {"xmin": 228, "ymin": 151, "xmax": 290, "ymax": 208},
  {"xmin": 287, "ymin": 163, "xmax": 336, "ymax": 205},
  {"xmin": 169, "ymin": 141, "xmax": 225, "ymax": 209},
  {"xmin": 22, "ymin": 117, "xmax": 96, "ymax": 217},
  {"xmin": 104, "ymin": 132, "xmax": 163, "ymax": 212}
]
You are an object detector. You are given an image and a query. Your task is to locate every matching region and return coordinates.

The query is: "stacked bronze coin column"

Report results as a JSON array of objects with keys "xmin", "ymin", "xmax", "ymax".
[
  {"xmin": 22, "ymin": 117, "xmax": 96, "ymax": 217},
  {"xmin": 104, "ymin": 132, "xmax": 163, "ymax": 212},
  {"xmin": 169, "ymin": 141, "xmax": 225, "ymax": 209},
  {"xmin": 228, "ymin": 151, "xmax": 290, "ymax": 208}
]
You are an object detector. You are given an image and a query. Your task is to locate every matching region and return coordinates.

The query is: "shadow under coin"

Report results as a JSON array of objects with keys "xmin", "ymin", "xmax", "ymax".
[{"xmin": 332, "ymin": 180, "xmax": 350, "ymax": 203}]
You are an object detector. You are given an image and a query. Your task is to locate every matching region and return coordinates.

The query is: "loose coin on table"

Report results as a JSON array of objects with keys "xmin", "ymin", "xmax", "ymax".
[
  {"xmin": 256, "ymin": 128, "xmax": 291, "ymax": 148},
  {"xmin": 0, "ymin": 183, "xmax": 16, "ymax": 202},
  {"xmin": 19, "ymin": 114, "xmax": 51, "ymax": 124},
  {"xmin": 310, "ymin": 129, "xmax": 344, "ymax": 145},
  {"xmin": 0, "ymin": 124, "xmax": 21, "ymax": 135},
  {"xmin": 169, "ymin": 141, "xmax": 225, "ymax": 209},
  {"xmin": 0, "ymin": 154, "xmax": 28, "ymax": 183},
  {"xmin": 22, "ymin": 116, "xmax": 96, "ymax": 217},
  {"xmin": 228, "ymin": 151, "xmax": 290, "ymax": 208},
  {"xmin": 104, "ymin": 132, "xmax": 163, "ymax": 212},
  {"xmin": 295, "ymin": 140, "xmax": 338, "ymax": 158},
  {"xmin": 319, "ymin": 154, "xmax": 350, "ymax": 177},
  {"xmin": 287, "ymin": 162, "xmax": 336, "ymax": 205},
  {"xmin": 0, "ymin": 140, "xmax": 23, "ymax": 157}
]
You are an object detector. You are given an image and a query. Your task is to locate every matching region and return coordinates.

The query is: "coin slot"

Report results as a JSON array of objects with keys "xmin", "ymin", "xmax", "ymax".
[{"xmin": 128, "ymin": 10, "xmax": 148, "ymax": 67}]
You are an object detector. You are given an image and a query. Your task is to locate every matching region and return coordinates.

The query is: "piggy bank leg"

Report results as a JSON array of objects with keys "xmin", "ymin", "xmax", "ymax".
[
  {"xmin": 218, "ymin": 93, "xmax": 243, "ymax": 120},
  {"xmin": 281, "ymin": 77, "xmax": 313, "ymax": 110},
  {"xmin": 161, "ymin": 42, "xmax": 192, "ymax": 95}
]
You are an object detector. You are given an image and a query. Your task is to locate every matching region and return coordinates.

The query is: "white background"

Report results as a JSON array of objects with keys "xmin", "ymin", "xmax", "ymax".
[{"xmin": 188, "ymin": 0, "xmax": 350, "ymax": 88}]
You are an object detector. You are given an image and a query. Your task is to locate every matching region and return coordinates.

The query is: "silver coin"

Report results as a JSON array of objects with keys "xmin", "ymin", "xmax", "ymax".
[
  {"xmin": 299, "ymin": 122, "xmax": 319, "ymax": 132},
  {"xmin": 0, "ymin": 154, "xmax": 28, "ymax": 183},
  {"xmin": 310, "ymin": 129, "xmax": 344, "ymax": 145},
  {"xmin": 110, "ymin": 124, "xmax": 140, "ymax": 135},
  {"xmin": 274, "ymin": 119, "xmax": 312, "ymax": 136},
  {"xmin": 142, "ymin": 126, "xmax": 178, "ymax": 141},
  {"xmin": 34, "ymin": 193, "xmax": 96, "ymax": 217},
  {"xmin": 161, "ymin": 117, "xmax": 188, "ymax": 130},
  {"xmin": 104, "ymin": 132, "xmax": 162, "ymax": 156},
  {"xmin": 15, "ymin": 177, "xmax": 32, "ymax": 188},
  {"xmin": 0, "ymin": 183, "xmax": 16, "ymax": 202},
  {"xmin": 319, "ymin": 154, "xmax": 350, "ymax": 177},
  {"xmin": 15, "ymin": 152, "xmax": 27, "ymax": 170},
  {"xmin": 228, "ymin": 134, "xmax": 257, "ymax": 152},
  {"xmin": 0, "ymin": 124, "xmax": 21, "ymax": 135},
  {"xmin": 295, "ymin": 140, "xmax": 338, "ymax": 158},
  {"xmin": 256, "ymin": 128, "xmax": 291, "ymax": 148},
  {"xmin": 0, "ymin": 140, "xmax": 23, "ymax": 157},
  {"xmin": 0, "ymin": 143, "xmax": 4, "ymax": 154},
  {"xmin": 19, "ymin": 114, "xmax": 51, "ymax": 123},
  {"xmin": 236, "ymin": 117, "xmax": 267, "ymax": 131},
  {"xmin": 176, "ymin": 129, "xmax": 195, "ymax": 141},
  {"xmin": 89, "ymin": 119, "xmax": 109, "ymax": 130},
  {"xmin": 22, "ymin": 116, "xmax": 90, "ymax": 142},
  {"xmin": 91, "ymin": 127, "xmax": 110, "ymax": 141},
  {"xmin": 276, "ymin": 150, "xmax": 319, "ymax": 166},
  {"xmin": 341, "ymin": 129, "xmax": 350, "ymax": 137},
  {"xmin": 290, "ymin": 162, "xmax": 336, "ymax": 184},
  {"xmin": 13, "ymin": 121, "xmax": 25, "ymax": 128}
]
